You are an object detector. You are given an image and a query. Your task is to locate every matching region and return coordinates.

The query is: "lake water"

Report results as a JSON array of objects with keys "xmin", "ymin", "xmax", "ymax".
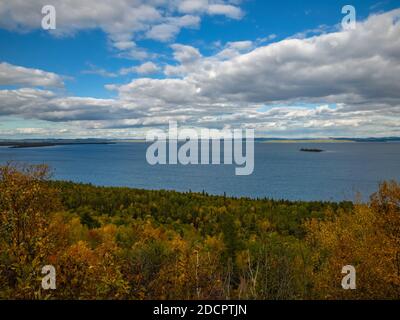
[{"xmin": 1, "ymin": 142, "xmax": 399, "ymax": 202}]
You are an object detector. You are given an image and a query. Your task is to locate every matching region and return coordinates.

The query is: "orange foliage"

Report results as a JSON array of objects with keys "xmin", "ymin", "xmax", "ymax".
[{"xmin": 305, "ymin": 181, "xmax": 400, "ymax": 299}]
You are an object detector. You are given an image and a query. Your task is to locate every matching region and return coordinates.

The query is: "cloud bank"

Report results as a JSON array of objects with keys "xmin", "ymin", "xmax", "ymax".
[
  {"xmin": 0, "ymin": 62, "xmax": 64, "ymax": 87},
  {"xmin": 1, "ymin": 9, "xmax": 400, "ymax": 138}
]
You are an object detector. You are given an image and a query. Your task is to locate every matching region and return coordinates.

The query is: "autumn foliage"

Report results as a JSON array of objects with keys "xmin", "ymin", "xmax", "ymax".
[
  {"xmin": 305, "ymin": 181, "xmax": 400, "ymax": 299},
  {"xmin": 0, "ymin": 164, "xmax": 399, "ymax": 299}
]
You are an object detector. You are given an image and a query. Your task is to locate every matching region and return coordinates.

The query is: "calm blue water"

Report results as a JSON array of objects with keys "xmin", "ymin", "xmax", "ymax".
[{"xmin": 1, "ymin": 142, "xmax": 399, "ymax": 202}]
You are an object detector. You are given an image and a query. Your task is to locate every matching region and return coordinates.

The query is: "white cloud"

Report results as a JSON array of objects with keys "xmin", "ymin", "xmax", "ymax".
[
  {"xmin": 82, "ymin": 63, "xmax": 117, "ymax": 77},
  {"xmin": 171, "ymin": 43, "xmax": 202, "ymax": 63},
  {"xmin": 146, "ymin": 15, "xmax": 200, "ymax": 42},
  {"xmin": 226, "ymin": 41, "xmax": 253, "ymax": 50},
  {"xmin": 0, "ymin": 0, "xmax": 243, "ymax": 59},
  {"xmin": 112, "ymin": 78, "xmax": 199, "ymax": 105},
  {"xmin": 112, "ymin": 40, "xmax": 150, "ymax": 60},
  {"xmin": 1, "ymin": 9, "xmax": 400, "ymax": 138},
  {"xmin": 178, "ymin": 1, "xmax": 244, "ymax": 19},
  {"xmin": 196, "ymin": 9, "xmax": 400, "ymax": 105},
  {"xmin": 178, "ymin": 0, "xmax": 209, "ymax": 14},
  {"xmin": 120, "ymin": 62, "xmax": 160, "ymax": 75},
  {"xmin": 216, "ymin": 40, "xmax": 254, "ymax": 59},
  {"xmin": 207, "ymin": 4, "xmax": 243, "ymax": 19},
  {"xmin": 0, "ymin": 62, "xmax": 64, "ymax": 87},
  {"xmin": 107, "ymin": 9, "xmax": 400, "ymax": 135}
]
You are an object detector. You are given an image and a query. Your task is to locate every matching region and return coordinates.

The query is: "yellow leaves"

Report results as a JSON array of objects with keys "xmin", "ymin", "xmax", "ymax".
[
  {"xmin": 305, "ymin": 182, "xmax": 400, "ymax": 299},
  {"xmin": 67, "ymin": 217, "xmax": 89, "ymax": 243},
  {"xmin": 204, "ymin": 235, "xmax": 225, "ymax": 253},
  {"xmin": 258, "ymin": 219, "xmax": 272, "ymax": 233},
  {"xmin": 1, "ymin": 163, "xmax": 399, "ymax": 300},
  {"xmin": 0, "ymin": 164, "xmax": 64, "ymax": 299},
  {"xmin": 236, "ymin": 250, "xmax": 249, "ymax": 271},
  {"xmin": 55, "ymin": 240, "xmax": 130, "ymax": 299}
]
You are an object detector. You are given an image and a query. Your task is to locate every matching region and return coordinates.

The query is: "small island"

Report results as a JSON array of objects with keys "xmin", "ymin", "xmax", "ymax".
[{"xmin": 300, "ymin": 148, "xmax": 324, "ymax": 153}]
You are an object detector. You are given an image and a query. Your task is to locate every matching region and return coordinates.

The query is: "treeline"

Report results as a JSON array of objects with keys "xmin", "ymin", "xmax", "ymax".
[{"xmin": 0, "ymin": 164, "xmax": 399, "ymax": 299}]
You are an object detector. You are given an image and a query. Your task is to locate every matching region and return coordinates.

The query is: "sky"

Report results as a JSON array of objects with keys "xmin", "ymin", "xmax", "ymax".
[{"xmin": 0, "ymin": 0, "xmax": 399, "ymax": 139}]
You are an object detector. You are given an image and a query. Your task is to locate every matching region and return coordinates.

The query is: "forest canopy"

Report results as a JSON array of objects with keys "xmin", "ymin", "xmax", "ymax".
[{"xmin": 0, "ymin": 163, "xmax": 399, "ymax": 299}]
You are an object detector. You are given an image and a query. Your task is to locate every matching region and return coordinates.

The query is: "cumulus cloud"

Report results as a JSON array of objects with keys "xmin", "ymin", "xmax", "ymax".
[
  {"xmin": 0, "ymin": 0, "xmax": 243, "ymax": 59},
  {"xmin": 106, "ymin": 9, "xmax": 400, "ymax": 135},
  {"xmin": 0, "ymin": 62, "xmax": 64, "ymax": 87},
  {"xmin": 178, "ymin": 0, "xmax": 209, "ymax": 13},
  {"xmin": 0, "ymin": 88, "xmax": 147, "ymax": 122},
  {"xmin": 215, "ymin": 40, "xmax": 254, "ymax": 59},
  {"xmin": 178, "ymin": 0, "xmax": 243, "ymax": 19},
  {"xmin": 171, "ymin": 44, "xmax": 202, "ymax": 63},
  {"xmin": 146, "ymin": 15, "xmax": 200, "ymax": 42},
  {"xmin": 120, "ymin": 62, "xmax": 160, "ymax": 75},
  {"xmin": 206, "ymin": 4, "xmax": 243, "ymax": 19},
  {"xmin": 198, "ymin": 10, "xmax": 400, "ymax": 106},
  {"xmin": 1, "ymin": 9, "xmax": 400, "ymax": 138},
  {"xmin": 118, "ymin": 10, "xmax": 400, "ymax": 106}
]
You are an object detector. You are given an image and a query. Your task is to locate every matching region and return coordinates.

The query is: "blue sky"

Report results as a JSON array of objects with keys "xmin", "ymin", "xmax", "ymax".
[{"xmin": 0, "ymin": 0, "xmax": 399, "ymax": 138}]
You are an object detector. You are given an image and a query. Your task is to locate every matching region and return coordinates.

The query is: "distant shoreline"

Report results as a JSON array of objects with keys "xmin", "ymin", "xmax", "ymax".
[
  {"xmin": 0, "ymin": 142, "xmax": 116, "ymax": 149},
  {"xmin": 261, "ymin": 139, "xmax": 354, "ymax": 143},
  {"xmin": 1, "ymin": 137, "xmax": 399, "ymax": 149}
]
